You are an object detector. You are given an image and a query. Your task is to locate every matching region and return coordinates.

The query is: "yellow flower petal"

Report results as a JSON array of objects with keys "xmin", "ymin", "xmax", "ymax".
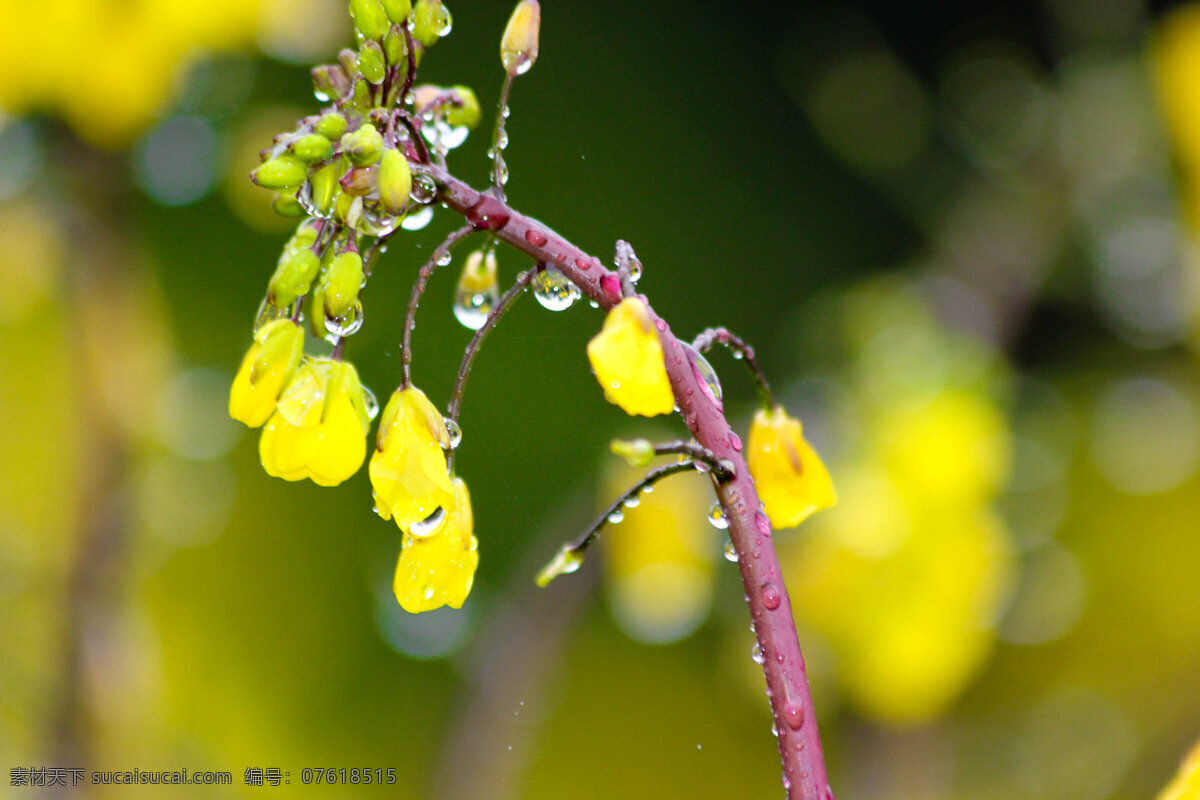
[
  {"xmin": 586, "ymin": 298, "xmax": 674, "ymax": 417},
  {"xmin": 393, "ymin": 478, "xmax": 479, "ymax": 613},
  {"xmin": 369, "ymin": 386, "xmax": 455, "ymax": 528},
  {"xmin": 258, "ymin": 359, "xmax": 368, "ymax": 486},
  {"xmin": 747, "ymin": 406, "xmax": 837, "ymax": 528},
  {"xmin": 228, "ymin": 319, "xmax": 303, "ymax": 427}
]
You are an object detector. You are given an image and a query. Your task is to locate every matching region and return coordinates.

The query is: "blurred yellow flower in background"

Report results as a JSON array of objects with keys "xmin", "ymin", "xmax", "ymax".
[
  {"xmin": 587, "ymin": 298, "xmax": 675, "ymax": 417},
  {"xmin": 369, "ymin": 385, "xmax": 455, "ymax": 530},
  {"xmin": 393, "ymin": 477, "xmax": 478, "ymax": 613},
  {"xmin": 747, "ymin": 405, "xmax": 837, "ymax": 529},
  {"xmin": 259, "ymin": 357, "xmax": 369, "ymax": 486},
  {"xmin": 1160, "ymin": 740, "xmax": 1200, "ymax": 800}
]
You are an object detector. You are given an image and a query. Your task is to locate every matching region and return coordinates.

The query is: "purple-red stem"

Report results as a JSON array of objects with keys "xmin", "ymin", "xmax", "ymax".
[{"xmin": 422, "ymin": 163, "xmax": 832, "ymax": 800}]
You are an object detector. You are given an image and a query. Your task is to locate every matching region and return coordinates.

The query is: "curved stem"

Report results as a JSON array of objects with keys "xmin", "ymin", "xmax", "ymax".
[
  {"xmin": 693, "ymin": 326, "xmax": 775, "ymax": 410},
  {"xmin": 446, "ymin": 269, "xmax": 532, "ymax": 468},
  {"xmin": 425, "ymin": 163, "xmax": 832, "ymax": 800},
  {"xmin": 650, "ymin": 440, "xmax": 734, "ymax": 482},
  {"xmin": 400, "ymin": 224, "xmax": 476, "ymax": 388}
]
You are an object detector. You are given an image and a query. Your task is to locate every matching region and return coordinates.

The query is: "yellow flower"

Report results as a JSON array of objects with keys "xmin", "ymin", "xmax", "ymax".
[
  {"xmin": 747, "ymin": 405, "xmax": 837, "ymax": 528},
  {"xmin": 393, "ymin": 478, "xmax": 479, "ymax": 613},
  {"xmin": 1160, "ymin": 740, "xmax": 1200, "ymax": 800},
  {"xmin": 369, "ymin": 386, "xmax": 455, "ymax": 529},
  {"xmin": 228, "ymin": 319, "xmax": 304, "ymax": 427},
  {"xmin": 258, "ymin": 358, "xmax": 369, "ymax": 486},
  {"xmin": 586, "ymin": 298, "xmax": 674, "ymax": 417}
]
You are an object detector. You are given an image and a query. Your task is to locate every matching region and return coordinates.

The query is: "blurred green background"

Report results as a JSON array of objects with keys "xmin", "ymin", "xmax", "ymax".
[{"xmin": 3, "ymin": 0, "xmax": 1200, "ymax": 798}]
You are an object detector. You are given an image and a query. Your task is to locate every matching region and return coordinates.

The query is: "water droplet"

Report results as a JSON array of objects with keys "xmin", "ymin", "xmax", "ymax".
[
  {"xmin": 444, "ymin": 417, "xmax": 462, "ymax": 448},
  {"xmin": 423, "ymin": 584, "xmax": 435, "ymax": 599},
  {"xmin": 607, "ymin": 508, "xmax": 625, "ymax": 524},
  {"xmin": 363, "ymin": 385, "xmax": 379, "ymax": 420},
  {"xmin": 575, "ymin": 257, "xmax": 591, "ymax": 271},
  {"xmin": 298, "ymin": 178, "xmax": 334, "ymax": 219},
  {"xmin": 708, "ymin": 502, "xmax": 729, "ymax": 530},
  {"xmin": 411, "ymin": 506, "xmax": 447, "ymax": 538},
  {"xmin": 622, "ymin": 495, "xmax": 640, "ymax": 508},
  {"xmin": 752, "ymin": 643, "xmax": 765, "ymax": 664},
  {"xmin": 654, "ymin": 318, "xmax": 667, "ymax": 332},
  {"xmin": 436, "ymin": 250, "xmax": 452, "ymax": 266},
  {"xmin": 627, "ymin": 256, "xmax": 643, "ymax": 283},
  {"xmin": 399, "ymin": 206, "xmax": 433, "ymax": 231},
  {"xmin": 681, "ymin": 342, "xmax": 723, "ymax": 406},
  {"xmin": 641, "ymin": 485, "xmax": 654, "ymax": 494},
  {"xmin": 532, "ymin": 268, "xmax": 580, "ymax": 311},
  {"xmin": 410, "ymin": 176, "xmax": 439, "ymax": 206},
  {"xmin": 755, "ymin": 510, "xmax": 772, "ymax": 536},
  {"xmin": 770, "ymin": 722, "xmax": 778, "ymax": 737},
  {"xmin": 497, "ymin": 129, "xmax": 509, "ymax": 149},
  {"xmin": 760, "ymin": 582, "xmax": 782, "ymax": 610},
  {"xmin": 729, "ymin": 431, "xmax": 742, "ymax": 452},
  {"xmin": 535, "ymin": 545, "xmax": 583, "ymax": 586},
  {"xmin": 783, "ymin": 701, "xmax": 804, "ymax": 730},
  {"xmin": 588, "ymin": 299, "xmax": 600, "ymax": 309},
  {"xmin": 525, "ymin": 229, "xmax": 548, "ymax": 247},
  {"xmin": 723, "ymin": 539, "xmax": 739, "ymax": 562},
  {"xmin": 324, "ymin": 300, "xmax": 364, "ymax": 338},
  {"xmin": 253, "ymin": 297, "xmax": 288, "ymax": 332}
]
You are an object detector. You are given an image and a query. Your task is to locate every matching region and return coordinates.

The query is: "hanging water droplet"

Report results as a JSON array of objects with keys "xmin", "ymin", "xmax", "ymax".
[
  {"xmin": 708, "ymin": 502, "xmax": 729, "ymax": 530},
  {"xmin": 731, "ymin": 349, "xmax": 745, "ymax": 360},
  {"xmin": 401, "ymin": 206, "xmax": 435, "ymax": 231},
  {"xmin": 298, "ymin": 179, "xmax": 334, "ymax": 219},
  {"xmin": 453, "ymin": 248, "xmax": 500, "ymax": 330},
  {"xmin": 496, "ymin": 160, "xmax": 509, "ymax": 186},
  {"xmin": 410, "ymin": 174, "xmax": 438, "ymax": 204},
  {"xmin": 628, "ymin": 256, "xmax": 643, "ymax": 283},
  {"xmin": 362, "ymin": 385, "xmax": 379, "ymax": 420},
  {"xmin": 253, "ymin": 297, "xmax": 287, "ymax": 333},
  {"xmin": 436, "ymin": 250, "xmax": 453, "ymax": 266},
  {"xmin": 410, "ymin": 506, "xmax": 447, "ymax": 538},
  {"xmin": 531, "ymin": 267, "xmax": 580, "ymax": 311},
  {"xmin": 535, "ymin": 545, "xmax": 583, "ymax": 587},
  {"xmin": 622, "ymin": 494, "xmax": 640, "ymax": 508},
  {"xmin": 497, "ymin": 129, "xmax": 509, "ymax": 149},
  {"xmin": 588, "ymin": 299, "xmax": 600, "ymax": 309},
  {"xmin": 453, "ymin": 287, "xmax": 498, "ymax": 329},
  {"xmin": 324, "ymin": 300, "xmax": 365, "ymax": 338},
  {"xmin": 607, "ymin": 508, "xmax": 625, "ymax": 524},
  {"xmin": 641, "ymin": 484, "xmax": 654, "ymax": 494},
  {"xmin": 752, "ymin": 643, "xmax": 765, "ymax": 665},
  {"xmin": 681, "ymin": 342, "xmax": 723, "ymax": 405},
  {"xmin": 444, "ymin": 417, "xmax": 462, "ymax": 449},
  {"xmin": 723, "ymin": 539, "xmax": 739, "ymax": 562}
]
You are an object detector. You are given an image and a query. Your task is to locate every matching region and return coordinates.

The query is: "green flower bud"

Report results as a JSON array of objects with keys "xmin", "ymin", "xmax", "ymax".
[
  {"xmin": 411, "ymin": 0, "xmax": 452, "ymax": 48},
  {"xmin": 358, "ymin": 41, "xmax": 386, "ymax": 85},
  {"xmin": 344, "ymin": 77, "xmax": 372, "ymax": 115},
  {"xmin": 501, "ymin": 0, "xmax": 539, "ymax": 75},
  {"xmin": 337, "ymin": 48, "xmax": 360, "ymax": 78},
  {"xmin": 292, "ymin": 223, "xmax": 320, "ymax": 249},
  {"xmin": 384, "ymin": 24, "xmax": 409, "ymax": 65},
  {"xmin": 273, "ymin": 194, "xmax": 306, "ymax": 217},
  {"xmin": 269, "ymin": 246, "xmax": 322, "ymax": 306},
  {"xmin": 312, "ymin": 64, "xmax": 352, "ymax": 101},
  {"xmin": 342, "ymin": 123, "xmax": 384, "ymax": 166},
  {"xmin": 321, "ymin": 251, "xmax": 365, "ymax": 319},
  {"xmin": 335, "ymin": 191, "xmax": 357, "ymax": 226},
  {"xmin": 377, "ymin": 149, "xmax": 412, "ymax": 215},
  {"xmin": 349, "ymin": 0, "xmax": 390, "ymax": 40},
  {"xmin": 446, "ymin": 85, "xmax": 481, "ymax": 129},
  {"xmin": 610, "ymin": 438, "xmax": 655, "ymax": 468},
  {"xmin": 308, "ymin": 162, "xmax": 340, "ymax": 215},
  {"xmin": 315, "ymin": 112, "xmax": 348, "ymax": 141},
  {"xmin": 381, "ymin": 0, "xmax": 411, "ymax": 24},
  {"xmin": 252, "ymin": 155, "xmax": 308, "ymax": 190},
  {"xmin": 308, "ymin": 282, "xmax": 327, "ymax": 338},
  {"xmin": 290, "ymin": 133, "xmax": 333, "ymax": 163}
]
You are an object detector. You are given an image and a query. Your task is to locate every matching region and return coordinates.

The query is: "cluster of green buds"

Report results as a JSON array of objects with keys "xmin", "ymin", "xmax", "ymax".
[{"xmin": 232, "ymin": 0, "xmax": 544, "ymax": 614}]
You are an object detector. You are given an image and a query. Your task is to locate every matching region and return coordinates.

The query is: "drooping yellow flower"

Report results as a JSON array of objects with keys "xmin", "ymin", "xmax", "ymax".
[
  {"xmin": 1160, "ymin": 740, "xmax": 1200, "ymax": 800},
  {"xmin": 747, "ymin": 405, "xmax": 837, "ymax": 528},
  {"xmin": 258, "ymin": 358, "xmax": 369, "ymax": 486},
  {"xmin": 369, "ymin": 386, "xmax": 455, "ymax": 529},
  {"xmin": 586, "ymin": 298, "xmax": 674, "ymax": 417},
  {"xmin": 228, "ymin": 319, "xmax": 304, "ymax": 427},
  {"xmin": 393, "ymin": 478, "xmax": 478, "ymax": 613}
]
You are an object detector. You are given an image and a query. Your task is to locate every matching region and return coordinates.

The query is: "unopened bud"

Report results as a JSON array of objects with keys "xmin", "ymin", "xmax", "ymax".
[
  {"xmin": 340, "ymin": 165, "xmax": 378, "ymax": 196},
  {"xmin": 269, "ymin": 246, "xmax": 322, "ymax": 306},
  {"xmin": 312, "ymin": 64, "xmax": 352, "ymax": 101},
  {"xmin": 321, "ymin": 250, "xmax": 365, "ymax": 318},
  {"xmin": 501, "ymin": 0, "xmax": 539, "ymax": 75},
  {"xmin": 273, "ymin": 194, "xmax": 305, "ymax": 217},
  {"xmin": 411, "ymin": 0, "xmax": 452, "ymax": 48},
  {"xmin": 342, "ymin": 123, "xmax": 384, "ymax": 166},
  {"xmin": 349, "ymin": 0, "xmax": 390, "ymax": 40},
  {"xmin": 358, "ymin": 41, "xmax": 386, "ymax": 84},
  {"xmin": 377, "ymin": 149, "xmax": 412, "ymax": 215},
  {"xmin": 338, "ymin": 48, "xmax": 360, "ymax": 77},
  {"xmin": 610, "ymin": 438, "xmax": 656, "ymax": 468},
  {"xmin": 446, "ymin": 85, "xmax": 481, "ymax": 128},
  {"xmin": 384, "ymin": 24, "xmax": 409, "ymax": 65},
  {"xmin": 345, "ymin": 77, "xmax": 371, "ymax": 115},
  {"xmin": 309, "ymin": 162, "xmax": 340, "ymax": 215},
  {"xmin": 290, "ymin": 133, "xmax": 333, "ymax": 163},
  {"xmin": 252, "ymin": 155, "xmax": 307, "ymax": 190},
  {"xmin": 315, "ymin": 112, "xmax": 348, "ymax": 141},
  {"xmin": 380, "ymin": 0, "xmax": 411, "ymax": 24}
]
